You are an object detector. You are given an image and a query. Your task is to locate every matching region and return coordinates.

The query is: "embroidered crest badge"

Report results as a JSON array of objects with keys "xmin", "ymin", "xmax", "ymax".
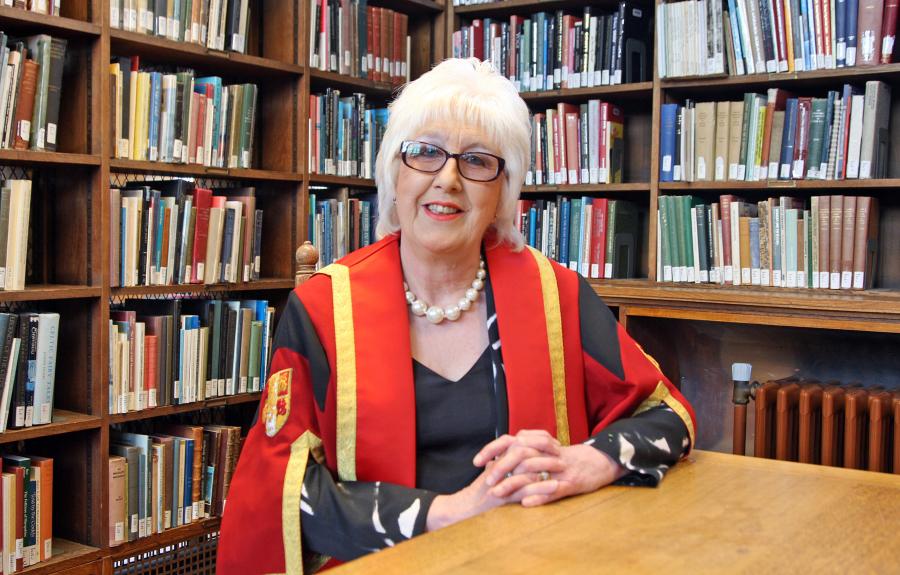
[{"xmin": 263, "ymin": 368, "xmax": 292, "ymax": 437}]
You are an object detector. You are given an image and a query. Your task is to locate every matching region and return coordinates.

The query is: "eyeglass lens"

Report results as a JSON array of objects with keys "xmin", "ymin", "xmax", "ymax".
[{"xmin": 403, "ymin": 141, "xmax": 501, "ymax": 181}]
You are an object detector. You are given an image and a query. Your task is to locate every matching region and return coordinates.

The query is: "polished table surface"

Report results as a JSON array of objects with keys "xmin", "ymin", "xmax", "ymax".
[{"xmin": 331, "ymin": 450, "xmax": 900, "ymax": 574}]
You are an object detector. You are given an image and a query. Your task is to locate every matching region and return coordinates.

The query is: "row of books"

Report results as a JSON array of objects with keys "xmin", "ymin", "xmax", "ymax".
[
  {"xmin": 659, "ymin": 81, "xmax": 892, "ymax": 182},
  {"xmin": 526, "ymin": 101, "xmax": 625, "ymax": 187},
  {"xmin": 518, "ymin": 197, "xmax": 640, "ymax": 279},
  {"xmin": 110, "ymin": 181, "xmax": 263, "ymax": 288},
  {"xmin": 1, "ymin": 454, "xmax": 53, "ymax": 572},
  {"xmin": 110, "ymin": 0, "xmax": 250, "ymax": 54},
  {"xmin": 0, "ymin": 180, "xmax": 30, "ymax": 292},
  {"xmin": 109, "ymin": 298, "xmax": 273, "ymax": 415},
  {"xmin": 656, "ymin": 194, "xmax": 879, "ymax": 289},
  {"xmin": 452, "ymin": 4, "xmax": 651, "ymax": 93},
  {"xmin": 308, "ymin": 90, "xmax": 387, "ymax": 179},
  {"xmin": 0, "ymin": 33, "xmax": 67, "ymax": 152},
  {"xmin": 658, "ymin": 0, "xmax": 900, "ymax": 78},
  {"xmin": 0, "ymin": 0, "xmax": 59, "ymax": 15},
  {"xmin": 308, "ymin": 190, "xmax": 378, "ymax": 268},
  {"xmin": 110, "ymin": 58, "xmax": 258, "ymax": 168},
  {"xmin": 0, "ymin": 312, "xmax": 59, "ymax": 433},
  {"xmin": 308, "ymin": 0, "xmax": 410, "ymax": 85},
  {"xmin": 109, "ymin": 425, "xmax": 241, "ymax": 545}
]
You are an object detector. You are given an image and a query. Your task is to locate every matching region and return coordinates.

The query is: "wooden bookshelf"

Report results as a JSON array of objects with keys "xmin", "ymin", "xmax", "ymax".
[{"xmin": 108, "ymin": 393, "xmax": 262, "ymax": 424}]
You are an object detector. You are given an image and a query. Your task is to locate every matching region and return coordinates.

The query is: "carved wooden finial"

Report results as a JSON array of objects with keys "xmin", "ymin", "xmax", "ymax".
[{"xmin": 295, "ymin": 241, "xmax": 319, "ymax": 285}]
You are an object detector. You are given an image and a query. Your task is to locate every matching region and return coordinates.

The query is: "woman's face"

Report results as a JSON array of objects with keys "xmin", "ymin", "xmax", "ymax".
[{"xmin": 394, "ymin": 121, "xmax": 504, "ymax": 258}]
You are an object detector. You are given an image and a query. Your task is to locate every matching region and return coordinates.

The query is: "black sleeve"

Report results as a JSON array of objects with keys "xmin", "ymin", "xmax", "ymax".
[
  {"xmin": 300, "ymin": 460, "xmax": 439, "ymax": 561},
  {"xmin": 586, "ymin": 404, "xmax": 691, "ymax": 487}
]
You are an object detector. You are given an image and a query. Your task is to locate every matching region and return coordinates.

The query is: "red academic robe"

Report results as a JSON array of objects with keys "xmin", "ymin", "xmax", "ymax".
[{"xmin": 217, "ymin": 235, "xmax": 695, "ymax": 575}]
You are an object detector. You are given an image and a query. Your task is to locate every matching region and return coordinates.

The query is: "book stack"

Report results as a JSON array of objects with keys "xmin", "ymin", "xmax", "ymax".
[
  {"xmin": 108, "ymin": 298, "xmax": 274, "ymax": 414},
  {"xmin": 517, "ymin": 197, "xmax": 641, "ymax": 279},
  {"xmin": 309, "ymin": 188, "xmax": 378, "ymax": 268},
  {"xmin": 1, "ymin": 0, "xmax": 60, "ymax": 15},
  {"xmin": 659, "ymin": 81, "xmax": 892, "ymax": 182},
  {"xmin": 658, "ymin": 0, "xmax": 900, "ymax": 77},
  {"xmin": 110, "ymin": 182, "xmax": 264, "ymax": 288},
  {"xmin": 1, "ymin": 454, "xmax": 53, "ymax": 571},
  {"xmin": 656, "ymin": 194, "xmax": 880, "ymax": 289},
  {"xmin": 527, "ymin": 101, "xmax": 625, "ymax": 186},
  {"xmin": 453, "ymin": 3, "xmax": 652, "ymax": 92},
  {"xmin": 0, "ymin": 33, "xmax": 68, "ymax": 152},
  {"xmin": 109, "ymin": 59, "xmax": 258, "ymax": 168},
  {"xmin": 0, "ymin": 312, "xmax": 60, "ymax": 431},
  {"xmin": 109, "ymin": 424, "xmax": 241, "ymax": 545},
  {"xmin": 308, "ymin": 0, "xmax": 410, "ymax": 85},
  {"xmin": 110, "ymin": 0, "xmax": 251, "ymax": 54},
  {"xmin": 308, "ymin": 89, "xmax": 388, "ymax": 179}
]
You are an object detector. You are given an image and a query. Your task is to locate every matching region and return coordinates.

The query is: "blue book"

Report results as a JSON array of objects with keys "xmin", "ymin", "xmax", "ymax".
[
  {"xmin": 846, "ymin": 0, "xmax": 860, "ymax": 65},
  {"xmin": 115, "ymin": 432, "xmax": 153, "ymax": 536},
  {"xmin": 835, "ymin": 0, "xmax": 847, "ymax": 66},
  {"xmin": 779, "ymin": 98, "xmax": 799, "ymax": 179},
  {"xmin": 149, "ymin": 72, "xmax": 162, "ymax": 161},
  {"xmin": 308, "ymin": 192, "xmax": 316, "ymax": 242},
  {"xmin": 182, "ymin": 437, "xmax": 194, "ymax": 524},
  {"xmin": 195, "ymin": 77, "xmax": 223, "ymax": 165},
  {"xmin": 559, "ymin": 197, "xmax": 570, "ymax": 265},
  {"xmin": 219, "ymin": 206, "xmax": 236, "ymax": 282},
  {"xmin": 725, "ymin": 0, "xmax": 745, "ymax": 73},
  {"xmin": 528, "ymin": 206, "xmax": 537, "ymax": 246},
  {"xmin": 172, "ymin": 437, "xmax": 183, "ymax": 526},
  {"xmin": 317, "ymin": 96, "xmax": 326, "ymax": 173},
  {"xmin": 750, "ymin": 217, "xmax": 760, "ymax": 279},
  {"xmin": 322, "ymin": 200, "xmax": 332, "ymax": 265},
  {"xmin": 660, "ymin": 103, "xmax": 678, "ymax": 182}
]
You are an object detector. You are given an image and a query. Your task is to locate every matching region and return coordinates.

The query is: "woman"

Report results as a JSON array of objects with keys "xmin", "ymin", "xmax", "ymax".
[{"xmin": 217, "ymin": 59, "xmax": 695, "ymax": 575}]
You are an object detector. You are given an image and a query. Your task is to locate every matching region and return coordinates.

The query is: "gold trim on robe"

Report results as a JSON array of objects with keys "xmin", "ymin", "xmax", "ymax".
[{"xmin": 282, "ymin": 431, "xmax": 324, "ymax": 575}]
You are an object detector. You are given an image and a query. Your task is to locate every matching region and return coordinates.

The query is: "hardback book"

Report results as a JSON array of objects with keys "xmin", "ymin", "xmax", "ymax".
[
  {"xmin": 852, "ymin": 196, "xmax": 879, "ymax": 289},
  {"xmin": 2, "ymin": 472, "xmax": 17, "ymax": 572},
  {"xmin": 110, "ymin": 445, "xmax": 139, "ymax": 542},
  {"xmin": 4, "ymin": 179, "xmax": 32, "ymax": 291},
  {"xmin": 2, "ymin": 455, "xmax": 32, "ymax": 567},
  {"xmin": 858, "ymin": 80, "xmax": 891, "ymax": 179},
  {"xmin": 32, "ymin": 312, "xmax": 59, "ymax": 425},
  {"xmin": 29, "ymin": 456, "xmax": 51, "ymax": 562},
  {"xmin": 43, "ymin": 37, "xmax": 66, "ymax": 152},
  {"xmin": 24, "ymin": 35, "xmax": 50, "ymax": 150}
]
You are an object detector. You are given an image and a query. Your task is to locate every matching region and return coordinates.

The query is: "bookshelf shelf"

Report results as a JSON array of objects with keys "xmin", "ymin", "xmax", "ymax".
[
  {"xmin": 452, "ymin": 0, "xmax": 641, "ymax": 17},
  {"xmin": 659, "ymin": 179, "xmax": 900, "ymax": 191},
  {"xmin": 589, "ymin": 280, "xmax": 900, "ymax": 329},
  {"xmin": 0, "ymin": 285, "xmax": 101, "ymax": 302},
  {"xmin": 0, "ymin": 6, "xmax": 100, "ymax": 38},
  {"xmin": 309, "ymin": 69, "xmax": 396, "ymax": 97},
  {"xmin": 519, "ymin": 82, "xmax": 654, "ymax": 105},
  {"xmin": 18, "ymin": 539, "xmax": 102, "ymax": 575},
  {"xmin": 109, "ymin": 159, "xmax": 303, "ymax": 182},
  {"xmin": 660, "ymin": 63, "xmax": 900, "ymax": 92},
  {"xmin": 308, "ymin": 174, "xmax": 378, "ymax": 188},
  {"xmin": 108, "ymin": 517, "xmax": 222, "ymax": 561},
  {"xmin": 0, "ymin": 410, "xmax": 102, "ymax": 445},
  {"xmin": 110, "ymin": 29, "xmax": 304, "ymax": 80},
  {"xmin": 109, "ymin": 278, "xmax": 296, "ymax": 300},
  {"xmin": 0, "ymin": 150, "xmax": 101, "ymax": 167},
  {"xmin": 108, "ymin": 393, "xmax": 262, "ymax": 425},
  {"xmin": 522, "ymin": 183, "xmax": 650, "ymax": 194},
  {"xmin": 372, "ymin": 0, "xmax": 444, "ymax": 14}
]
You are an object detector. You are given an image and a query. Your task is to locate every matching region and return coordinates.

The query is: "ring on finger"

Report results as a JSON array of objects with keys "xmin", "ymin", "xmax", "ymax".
[{"xmin": 538, "ymin": 470, "xmax": 550, "ymax": 482}]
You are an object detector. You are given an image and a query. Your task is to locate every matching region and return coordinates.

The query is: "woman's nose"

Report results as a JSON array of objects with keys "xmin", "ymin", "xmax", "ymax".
[{"xmin": 433, "ymin": 156, "xmax": 463, "ymax": 191}]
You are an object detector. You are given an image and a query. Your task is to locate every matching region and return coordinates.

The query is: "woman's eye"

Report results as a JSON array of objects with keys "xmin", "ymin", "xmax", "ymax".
[{"xmin": 462, "ymin": 153, "xmax": 487, "ymax": 167}]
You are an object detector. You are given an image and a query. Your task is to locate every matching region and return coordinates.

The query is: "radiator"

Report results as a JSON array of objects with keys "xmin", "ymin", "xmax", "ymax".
[{"xmin": 752, "ymin": 380, "xmax": 900, "ymax": 474}]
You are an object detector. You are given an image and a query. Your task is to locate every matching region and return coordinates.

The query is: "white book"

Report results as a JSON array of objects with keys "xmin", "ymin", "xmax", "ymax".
[
  {"xmin": 204, "ymin": 207, "xmax": 224, "ymax": 284},
  {"xmin": 33, "ymin": 313, "xmax": 60, "ymax": 425},
  {"xmin": 4, "ymin": 180, "xmax": 31, "ymax": 291},
  {"xmin": 690, "ymin": 207, "xmax": 701, "ymax": 283},
  {"xmin": 845, "ymin": 94, "xmax": 866, "ymax": 178},
  {"xmin": 0, "ymin": 337, "xmax": 20, "ymax": 432}
]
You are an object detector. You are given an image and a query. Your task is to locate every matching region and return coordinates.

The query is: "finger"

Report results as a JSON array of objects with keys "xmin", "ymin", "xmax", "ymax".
[
  {"xmin": 512, "ymin": 456, "xmax": 566, "ymax": 476},
  {"xmin": 508, "ymin": 478, "xmax": 560, "ymax": 503},
  {"xmin": 510, "ymin": 431, "xmax": 562, "ymax": 456},
  {"xmin": 485, "ymin": 445, "xmax": 544, "ymax": 486},
  {"xmin": 473, "ymin": 434, "xmax": 517, "ymax": 467},
  {"xmin": 521, "ymin": 492, "xmax": 561, "ymax": 507},
  {"xmin": 488, "ymin": 472, "xmax": 536, "ymax": 498}
]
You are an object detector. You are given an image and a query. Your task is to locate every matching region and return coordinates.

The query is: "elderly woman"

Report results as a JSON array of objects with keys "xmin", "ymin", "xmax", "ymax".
[{"xmin": 217, "ymin": 59, "xmax": 695, "ymax": 574}]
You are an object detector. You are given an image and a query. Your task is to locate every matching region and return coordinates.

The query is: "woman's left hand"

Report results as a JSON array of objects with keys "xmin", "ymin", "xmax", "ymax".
[{"xmin": 473, "ymin": 429, "xmax": 627, "ymax": 507}]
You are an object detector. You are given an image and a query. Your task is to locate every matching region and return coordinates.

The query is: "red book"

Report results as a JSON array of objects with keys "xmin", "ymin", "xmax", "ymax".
[
  {"xmin": 472, "ymin": 19, "xmax": 484, "ymax": 61},
  {"xmin": 564, "ymin": 112, "xmax": 581, "ymax": 184},
  {"xmin": 366, "ymin": 6, "xmax": 375, "ymax": 75},
  {"xmin": 772, "ymin": 0, "xmax": 789, "ymax": 70},
  {"xmin": 719, "ymin": 194, "xmax": 740, "ymax": 284},
  {"xmin": 392, "ymin": 11, "xmax": 403, "ymax": 84},
  {"xmin": 144, "ymin": 334, "xmax": 158, "ymax": 408},
  {"xmin": 589, "ymin": 198, "xmax": 608, "ymax": 279},
  {"xmin": 12, "ymin": 59, "xmax": 39, "ymax": 150},
  {"xmin": 858, "ymin": 0, "xmax": 886, "ymax": 66},
  {"xmin": 399, "ymin": 13, "xmax": 408, "ymax": 82},
  {"xmin": 370, "ymin": 7, "xmax": 380, "ymax": 81},
  {"xmin": 509, "ymin": 16, "xmax": 521, "ymax": 81},
  {"xmin": 881, "ymin": 0, "xmax": 899, "ymax": 62},
  {"xmin": 30, "ymin": 457, "xmax": 51, "ymax": 563},
  {"xmin": 195, "ymin": 92, "xmax": 207, "ymax": 165},
  {"xmin": 381, "ymin": 8, "xmax": 391, "ymax": 83},
  {"xmin": 556, "ymin": 103, "xmax": 577, "ymax": 184},
  {"xmin": 820, "ymin": 0, "xmax": 833, "ymax": 64},
  {"xmin": 533, "ymin": 113, "xmax": 544, "ymax": 184},
  {"xmin": 190, "ymin": 187, "xmax": 213, "ymax": 283},
  {"xmin": 598, "ymin": 102, "xmax": 611, "ymax": 184},
  {"xmin": 551, "ymin": 111, "xmax": 561, "ymax": 185}
]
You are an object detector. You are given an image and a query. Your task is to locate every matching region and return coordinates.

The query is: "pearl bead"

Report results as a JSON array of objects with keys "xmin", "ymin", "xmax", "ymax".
[
  {"xmin": 465, "ymin": 288, "xmax": 479, "ymax": 302},
  {"xmin": 411, "ymin": 300, "xmax": 427, "ymax": 316},
  {"xmin": 479, "ymin": 260, "xmax": 485, "ymax": 268},
  {"xmin": 425, "ymin": 306, "xmax": 445, "ymax": 324},
  {"xmin": 405, "ymin": 291, "xmax": 416, "ymax": 303},
  {"xmin": 445, "ymin": 306, "xmax": 461, "ymax": 321},
  {"xmin": 472, "ymin": 278, "xmax": 484, "ymax": 291},
  {"xmin": 458, "ymin": 297, "xmax": 471, "ymax": 311},
  {"xmin": 476, "ymin": 269, "xmax": 486, "ymax": 280}
]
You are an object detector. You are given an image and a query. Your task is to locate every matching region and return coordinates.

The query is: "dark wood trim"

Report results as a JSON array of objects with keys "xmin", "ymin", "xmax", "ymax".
[
  {"xmin": 0, "ymin": 411, "xmax": 102, "ymax": 445},
  {"xmin": 12, "ymin": 540, "xmax": 102, "ymax": 575},
  {"xmin": 520, "ymin": 82, "xmax": 654, "ymax": 105},
  {"xmin": 309, "ymin": 68, "xmax": 397, "ymax": 97},
  {"xmin": 308, "ymin": 174, "xmax": 378, "ymax": 188},
  {"xmin": 522, "ymin": 183, "xmax": 650, "ymax": 194},
  {"xmin": 109, "ymin": 278, "xmax": 295, "ymax": 299},
  {"xmin": 660, "ymin": 63, "xmax": 900, "ymax": 91},
  {"xmin": 107, "ymin": 517, "xmax": 222, "ymax": 560},
  {"xmin": 0, "ymin": 150, "xmax": 101, "ymax": 167},
  {"xmin": 453, "ymin": 0, "xmax": 640, "ymax": 17},
  {"xmin": 659, "ymin": 179, "xmax": 900, "ymax": 190},
  {"xmin": 0, "ymin": 285, "xmax": 101, "ymax": 302},
  {"xmin": 109, "ymin": 159, "xmax": 303, "ymax": 182},
  {"xmin": 370, "ymin": 0, "xmax": 443, "ymax": 15},
  {"xmin": 108, "ymin": 393, "xmax": 262, "ymax": 424},
  {"xmin": 0, "ymin": 5, "xmax": 100, "ymax": 37}
]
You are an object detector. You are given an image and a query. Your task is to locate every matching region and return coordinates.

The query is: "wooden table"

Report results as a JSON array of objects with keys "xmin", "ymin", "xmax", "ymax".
[{"xmin": 331, "ymin": 450, "xmax": 900, "ymax": 574}]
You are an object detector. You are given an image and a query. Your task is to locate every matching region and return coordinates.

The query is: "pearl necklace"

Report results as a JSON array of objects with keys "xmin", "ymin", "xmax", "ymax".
[{"xmin": 404, "ymin": 259, "xmax": 486, "ymax": 324}]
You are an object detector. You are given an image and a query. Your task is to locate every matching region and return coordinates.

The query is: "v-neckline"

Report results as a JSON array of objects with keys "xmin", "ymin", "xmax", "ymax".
[{"xmin": 412, "ymin": 345, "xmax": 491, "ymax": 384}]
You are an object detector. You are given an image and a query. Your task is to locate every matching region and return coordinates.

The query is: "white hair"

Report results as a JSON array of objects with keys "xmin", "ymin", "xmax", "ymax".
[{"xmin": 374, "ymin": 58, "xmax": 529, "ymax": 251}]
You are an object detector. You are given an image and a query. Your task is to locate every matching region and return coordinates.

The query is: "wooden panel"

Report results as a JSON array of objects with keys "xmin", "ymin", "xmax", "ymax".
[{"xmin": 259, "ymin": 77, "xmax": 300, "ymax": 172}]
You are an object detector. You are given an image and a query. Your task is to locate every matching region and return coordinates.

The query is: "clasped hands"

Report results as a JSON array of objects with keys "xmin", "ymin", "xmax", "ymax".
[{"xmin": 425, "ymin": 429, "xmax": 625, "ymax": 531}]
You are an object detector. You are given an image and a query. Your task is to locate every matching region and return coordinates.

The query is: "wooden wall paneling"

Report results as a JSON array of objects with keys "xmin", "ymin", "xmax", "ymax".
[
  {"xmin": 258, "ymin": 77, "xmax": 300, "ymax": 172},
  {"xmin": 261, "ymin": 0, "xmax": 299, "ymax": 64}
]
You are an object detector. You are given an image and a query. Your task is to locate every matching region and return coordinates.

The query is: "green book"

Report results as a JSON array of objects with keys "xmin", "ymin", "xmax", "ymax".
[
  {"xmin": 659, "ymin": 196, "xmax": 673, "ymax": 281},
  {"xmin": 805, "ymin": 98, "xmax": 828, "ymax": 179},
  {"xmin": 737, "ymin": 93, "xmax": 755, "ymax": 180},
  {"xmin": 25, "ymin": 35, "xmax": 51, "ymax": 151},
  {"xmin": 248, "ymin": 320, "xmax": 262, "ymax": 392}
]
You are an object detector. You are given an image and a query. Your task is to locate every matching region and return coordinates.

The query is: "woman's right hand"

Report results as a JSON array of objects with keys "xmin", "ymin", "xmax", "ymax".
[{"xmin": 424, "ymin": 461, "xmax": 555, "ymax": 531}]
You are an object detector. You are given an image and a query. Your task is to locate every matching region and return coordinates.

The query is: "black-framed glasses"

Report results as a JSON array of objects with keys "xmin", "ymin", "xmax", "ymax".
[{"xmin": 400, "ymin": 140, "xmax": 506, "ymax": 182}]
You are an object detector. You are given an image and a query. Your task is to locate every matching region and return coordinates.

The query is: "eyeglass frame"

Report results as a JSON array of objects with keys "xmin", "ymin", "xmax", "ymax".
[{"xmin": 399, "ymin": 140, "xmax": 507, "ymax": 182}]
